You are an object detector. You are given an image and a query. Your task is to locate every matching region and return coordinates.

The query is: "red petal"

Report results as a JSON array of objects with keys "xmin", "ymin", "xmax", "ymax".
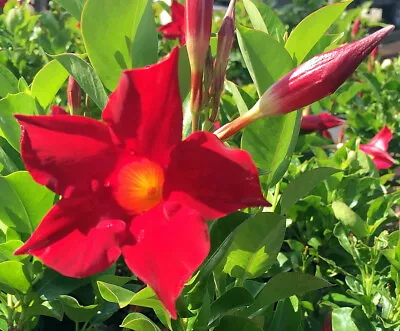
[
  {"xmin": 368, "ymin": 126, "xmax": 392, "ymax": 151},
  {"xmin": 15, "ymin": 195, "xmax": 126, "ymax": 278},
  {"xmin": 301, "ymin": 113, "xmax": 345, "ymax": 131},
  {"xmin": 170, "ymin": 0, "xmax": 184, "ymax": 22},
  {"xmin": 15, "ymin": 114, "xmax": 118, "ymax": 196},
  {"xmin": 164, "ymin": 131, "xmax": 269, "ymax": 219},
  {"xmin": 122, "ymin": 202, "xmax": 209, "ymax": 318},
  {"xmin": 359, "ymin": 144, "xmax": 395, "ymax": 170},
  {"xmin": 102, "ymin": 48, "xmax": 182, "ymax": 166}
]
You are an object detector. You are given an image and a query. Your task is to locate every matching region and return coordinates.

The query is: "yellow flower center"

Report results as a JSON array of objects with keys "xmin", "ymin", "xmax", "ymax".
[{"xmin": 113, "ymin": 159, "xmax": 164, "ymax": 214}]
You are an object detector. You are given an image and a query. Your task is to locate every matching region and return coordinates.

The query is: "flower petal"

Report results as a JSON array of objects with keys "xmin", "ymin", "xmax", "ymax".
[
  {"xmin": 102, "ymin": 48, "xmax": 182, "ymax": 166},
  {"xmin": 164, "ymin": 131, "xmax": 269, "ymax": 219},
  {"xmin": 368, "ymin": 126, "xmax": 392, "ymax": 151},
  {"xmin": 15, "ymin": 114, "xmax": 118, "ymax": 196},
  {"xmin": 122, "ymin": 202, "xmax": 209, "ymax": 318},
  {"xmin": 359, "ymin": 144, "xmax": 395, "ymax": 170},
  {"xmin": 15, "ymin": 195, "xmax": 126, "ymax": 278}
]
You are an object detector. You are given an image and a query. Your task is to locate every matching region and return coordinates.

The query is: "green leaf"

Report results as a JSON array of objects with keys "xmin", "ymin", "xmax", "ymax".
[
  {"xmin": 0, "ymin": 93, "xmax": 39, "ymax": 151},
  {"xmin": 178, "ymin": 46, "xmax": 191, "ymax": 101},
  {"xmin": 0, "ymin": 63, "xmax": 18, "ymax": 98},
  {"xmin": 26, "ymin": 300, "xmax": 64, "ymax": 321},
  {"xmin": 236, "ymin": 24, "xmax": 292, "ymax": 95},
  {"xmin": 351, "ymin": 307, "xmax": 374, "ymax": 331},
  {"xmin": 0, "ymin": 137, "xmax": 20, "ymax": 175},
  {"xmin": 285, "ymin": 1, "xmax": 352, "ymax": 64},
  {"xmin": 35, "ymin": 269, "xmax": 91, "ymax": 301},
  {"xmin": 53, "ymin": 53, "xmax": 108, "ymax": 109},
  {"xmin": 82, "ymin": 0, "xmax": 158, "ymax": 90},
  {"xmin": 130, "ymin": 287, "xmax": 171, "ymax": 329},
  {"xmin": 209, "ymin": 287, "xmax": 254, "ymax": 326},
  {"xmin": 31, "ymin": 60, "xmax": 69, "ymax": 109},
  {"xmin": 59, "ymin": 295, "xmax": 98, "ymax": 323},
  {"xmin": 121, "ymin": 312, "xmax": 161, "ymax": 331},
  {"xmin": 0, "ymin": 261, "xmax": 30, "ymax": 293},
  {"xmin": 223, "ymin": 213, "xmax": 286, "ymax": 280},
  {"xmin": 281, "ymin": 167, "xmax": 340, "ymax": 213},
  {"xmin": 0, "ymin": 171, "xmax": 54, "ymax": 234},
  {"xmin": 243, "ymin": 0, "xmax": 285, "ymax": 41},
  {"xmin": 332, "ymin": 307, "xmax": 358, "ymax": 331},
  {"xmin": 332, "ymin": 201, "xmax": 368, "ymax": 238},
  {"xmin": 0, "ymin": 240, "xmax": 23, "ymax": 262},
  {"xmin": 243, "ymin": 272, "xmax": 331, "ymax": 317},
  {"xmin": 54, "ymin": 0, "xmax": 86, "ymax": 21},
  {"xmin": 242, "ymin": 111, "xmax": 302, "ymax": 187},
  {"xmin": 225, "ymin": 80, "xmax": 256, "ymax": 116},
  {"xmin": 215, "ymin": 316, "xmax": 262, "ymax": 331},
  {"xmin": 97, "ymin": 281, "xmax": 135, "ymax": 308}
]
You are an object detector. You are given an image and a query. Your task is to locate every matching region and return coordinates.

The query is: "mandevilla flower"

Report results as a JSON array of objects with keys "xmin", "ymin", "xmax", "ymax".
[
  {"xmin": 14, "ymin": 48, "xmax": 268, "ymax": 318},
  {"xmin": 359, "ymin": 126, "xmax": 395, "ymax": 170},
  {"xmin": 158, "ymin": 0, "xmax": 185, "ymax": 45},
  {"xmin": 214, "ymin": 25, "xmax": 394, "ymax": 141},
  {"xmin": 185, "ymin": 0, "xmax": 213, "ymax": 130},
  {"xmin": 210, "ymin": 0, "xmax": 236, "ymax": 122},
  {"xmin": 301, "ymin": 113, "xmax": 345, "ymax": 132}
]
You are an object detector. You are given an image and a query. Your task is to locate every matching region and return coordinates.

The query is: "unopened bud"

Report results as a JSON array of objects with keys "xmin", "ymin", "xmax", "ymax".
[
  {"xmin": 210, "ymin": 0, "xmax": 236, "ymax": 122},
  {"xmin": 67, "ymin": 76, "xmax": 82, "ymax": 115},
  {"xmin": 214, "ymin": 25, "xmax": 394, "ymax": 140},
  {"xmin": 351, "ymin": 18, "xmax": 361, "ymax": 39}
]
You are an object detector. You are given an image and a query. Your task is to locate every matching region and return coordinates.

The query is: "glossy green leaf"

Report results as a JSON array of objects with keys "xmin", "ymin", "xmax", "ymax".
[
  {"xmin": 0, "ymin": 261, "xmax": 30, "ymax": 293},
  {"xmin": 54, "ymin": 0, "xmax": 86, "ymax": 21},
  {"xmin": 243, "ymin": 272, "xmax": 331, "ymax": 317},
  {"xmin": 0, "ymin": 240, "xmax": 23, "ymax": 262},
  {"xmin": 97, "ymin": 281, "xmax": 135, "ymax": 308},
  {"xmin": 332, "ymin": 307, "xmax": 358, "ymax": 331},
  {"xmin": 0, "ymin": 63, "xmax": 18, "ymax": 97},
  {"xmin": 82, "ymin": 0, "xmax": 158, "ymax": 90},
  {"xmin": 242, "ymin": 111, "xmax": 302, "ymax": 187},
  {"xmin": 332, "ymin": 201, "xmax": 368, "ymax": 237},
  {"xmin": 0, "ymin": 171, "xmax": 54, "ymax": 234},
  {"xmin": 121, "ymin": 312, "xmax": 161, "ymax": 331},
  {"xmin": 0, "ymin": 93, "xmax": 39, "ymax": 151},
  {"xmin": 53, "ymin": 53, "xmax": 108, "ymax": 109},
  {"xmin": 223, "ymin": 213, "xmax": 286, "ymax": 280},
  {"xmin": 130, "ymin": 287, "xmax": 171, "ymax": 329},
  {"xmin": 178, "ymin": 46, "xmax": 191, "ymax": 101},
  {"xmin": 236, "ymin": 24, "xmax": 292, "ymax": 96},
  {"xmin": 26, "ymin": 300, "xmax": 64, "ymax": 321},
  {"xmin": 243, "ymin": 0, "xmax": 285, "ymax": 41},
  {"xmin": 59, "ymin": 295, "xmax": 98, "ymax": 323},
  {"xmin": 226, "ymin": 80, "xmax": 256, "ymax": 116},
  {"xmin": 281, "ymin": 167, "xmax": 340, "ymax": 213},
  {"xmin": 351, "ymin": 307, "xmax": 374, "ymax": 331},
  {"xmin": 209, "ymin": 287, "xmax": 254, "ymax": 326},
  {"xmin": 285, "ymin": 1, "xmax": 352, "ymax": 64},
  {"xmin": 215, "ymin": 316, "xmax": 262, "ymax": 331},
  {"xmin": 31, "ymin": 60, "xmax": 69, "ymax": 109},
  {"xmin": 0, "ymin": 137, "xmax": 20, "ymax": 175}
]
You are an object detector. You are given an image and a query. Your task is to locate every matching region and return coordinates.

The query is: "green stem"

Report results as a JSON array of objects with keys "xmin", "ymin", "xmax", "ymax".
[{"xmin": 272, "ymin": 181, "xmax": 281, "ymax": 213}]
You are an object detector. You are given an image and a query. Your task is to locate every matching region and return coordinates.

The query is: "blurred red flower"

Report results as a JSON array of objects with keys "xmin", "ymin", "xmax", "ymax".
[{"xmin": 158, "ymin": 0, "xmax": 185, "ymax": 45}]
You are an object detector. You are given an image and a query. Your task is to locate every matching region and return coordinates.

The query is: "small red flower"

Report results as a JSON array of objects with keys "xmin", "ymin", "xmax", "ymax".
[
  {"xmin": 359, "ymin": 126, "xmax": 395, "ymax": 170},
  {"xmin": 0, "ymin": 0, "xmax": 7, "ymax": 8},
  {"xmin": 158, "ymin": 0, "xmax": 185, "ymax": 45},
  {"xmin": 14, "ymin": 48, "xmax": 267, "ymax": 318},
  {"xmin": 301, "ymin": 113, "xmax": 345, "ymax": 132}
]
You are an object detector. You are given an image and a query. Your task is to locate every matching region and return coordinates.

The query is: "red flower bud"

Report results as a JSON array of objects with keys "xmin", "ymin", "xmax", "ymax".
[
  {"xmin": 67, "ymin": 76, "xmax": 82, "ymax": 115},
  {"xmin": 351, "ymin": 18, "xmax": 361, "ymax": 39},
  {"xmin": 185, "ymin": 0, "xmax": 214, "ymax": 130},
  {"xmin": 210, "ymin": 0, "xmax": 236, "ymax": 122},
  {"xmin": 214, "ymin": 25, "xmax": 394, "ymax": 140},
  {"xmin": 185, "ymin": 0, "xmax": 213, "ymax": 73},
  {"xmin": 359, "ymin": 126, "xmax": 395, "ymax": 170},
  {"xmin": 368, "ymin": 46, "xmax": 379, "ymax": 72},
  {"xmin": 301, "ymin": 113, "xmax": 345, "ymax": 131}
]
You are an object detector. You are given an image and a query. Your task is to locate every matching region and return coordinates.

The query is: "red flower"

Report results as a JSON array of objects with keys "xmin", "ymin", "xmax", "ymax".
[
  {"xmin": 359, "ymin": 126, "xmax": 395, "ymax": 170},
  {"xmin": 301, "ymin": 113, "xmax": 345, "ymax": 131},
  {"xmin": 158, "ymin": 0, "xmax": 185, "ymax": 45},
  {"xmin": 0, "ymin": 0, "xmax": 7, "ymax": 8},
  {"xmin": 14, "ymin": 48, "xmax": 267, "ymax": 318}
]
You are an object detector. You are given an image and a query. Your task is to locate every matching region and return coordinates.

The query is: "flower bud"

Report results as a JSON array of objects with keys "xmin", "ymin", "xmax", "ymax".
[
  {"xmin": 351, "ymin": 18, "xmax": 361, "ymax": 39},
  {"xmin": 210, "ymin": 0, "xmax": 236, "ymax": 122},
  {"xmin": 185, "ymin": 0, "xmax": 213, "ymax": 130},
  {"xmin": 368, "ymin": 46, "xmax": 378, "ymax": 72},
  {"xmin": 214, "ymin": 25, "xmax": 394, "ymax": 140},
  {"xmin": 67, "ymin": 76, "xmax": 82, "ymax": 115},
  {"xmin": 301, "ymin": 113, "xmax": 345, "ymax": 131}
]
